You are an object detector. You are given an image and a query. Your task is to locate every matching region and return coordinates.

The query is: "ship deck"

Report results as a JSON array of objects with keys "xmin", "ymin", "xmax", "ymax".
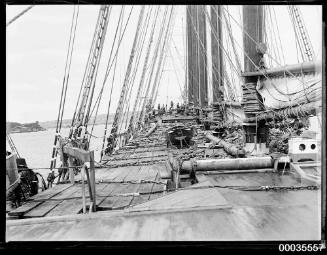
[{"xmin": 6, "ymin": 113, "xmax": 321, "ymax": 241}]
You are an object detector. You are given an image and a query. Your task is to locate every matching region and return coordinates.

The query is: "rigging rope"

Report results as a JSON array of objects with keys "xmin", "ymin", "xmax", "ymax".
[
  {"xmin": 117, "ymin": 6, "xmax": 154, "ymax": 138},
  {"xmin": 6, "ymin": 5, "xmax": 34, "ymax": 27},
  {"xmin": 82, "ymin": 6, "xmax": 111, "ymax": 129},
  {"xmin": 88, "ymin": 6, "xmax": 127, "ymax": 145},
  {"xmin": 128, "ymin": 6, "xmax": 161, "ymax": 136},
  {"xmin": 118, "ymin": 6, "xmax": 154, "ymax": 137},
  {"xmin": 108, "ymin": 6, "xmax": 146, "ymax": 151},
  {"xmin": 149, "ymin": 7, "xmax": 175, "ymax": 112},
  {"xmin": 71, "ymin": 5, "xmax": 111, "ymax": 131},
  {"xmin": 136, "ymin": 7, "xmax": 170, "ymax": 127},
  {"xmin": 223, "ymin": 6, "xmax": 315, "ymax": 93},
  {"xmin": 214, "ymin": 7, "xmax": 317, "ymax": 113},
  {"xmin": 50, "ymin": 5, "xmax": 79, "ymax": 170}
]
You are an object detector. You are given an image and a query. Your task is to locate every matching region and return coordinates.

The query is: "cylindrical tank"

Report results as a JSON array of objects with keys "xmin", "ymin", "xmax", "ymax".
[{"xmin": 181, "ymin": 156, "xmax": 273, "ymax": 172}]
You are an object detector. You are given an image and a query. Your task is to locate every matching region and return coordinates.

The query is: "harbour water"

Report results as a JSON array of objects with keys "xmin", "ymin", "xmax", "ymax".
[{"xmin": 7, "ymin": 124, "xmax": 108, "ymax": 178}]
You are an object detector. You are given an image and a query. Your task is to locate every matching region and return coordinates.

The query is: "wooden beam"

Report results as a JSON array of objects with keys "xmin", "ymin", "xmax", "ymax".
[
  {"xmin": 81, "ymin": 166, "xmax": 86, "ymax": 214},
  {"xmin": 67, "ymin": 157, "xmax": 75, "ymax": 184},
  {"xmin": 62, "ymin": 144, "xmax": 96, "ymax": 212},
  {"xmin": 89, "ymin": 151, "xmax": 96, "ymax": 211},
  {"xmin": 63, "ymin": 146, "xmax": 91, "ymax": 162},
  {"xmin": 241, "ymin": 61, "xmax": 317, "ymax": 77}
]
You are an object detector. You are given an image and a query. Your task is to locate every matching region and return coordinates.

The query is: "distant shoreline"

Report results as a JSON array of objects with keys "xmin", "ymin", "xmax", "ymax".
[
  {"xmin": 7, "ymin": 112, "xmax": 133, "ymax": 131},
  {"xmin": 7, "ymin": 122, "xmax": 112, "ymax": 133},
  {"xmin": 37, "ymin": 113, "xmax": 115, "ymax": 129}
]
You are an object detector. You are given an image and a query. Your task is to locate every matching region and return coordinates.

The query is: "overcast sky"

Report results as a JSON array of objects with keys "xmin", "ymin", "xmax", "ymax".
[{"xmin": 6, "ymin": 5, "xmax": 322, "ymax": 123}]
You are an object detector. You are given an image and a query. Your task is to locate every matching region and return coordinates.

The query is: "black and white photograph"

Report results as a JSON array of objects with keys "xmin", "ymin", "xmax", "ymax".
[{"xmin": 5, "ymin": 2, "xmax": 325, "ymax": 246}]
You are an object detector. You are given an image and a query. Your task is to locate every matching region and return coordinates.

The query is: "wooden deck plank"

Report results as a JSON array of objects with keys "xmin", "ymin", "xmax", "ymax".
[
  {"xmin": 113, "ymin": 168, "xmax": 134, "ymax": 182},
  {"xmin": 99, "ymin": 168, "xmax": 125, "ymax": 181},
  {"xmin": 111, "ymin": 183, "xmax": 140, "ymax": 209},
  {"xmin": 45, "ymin": 199, "xmax": 83, "ymax": 217},
  {"xmin": 128, "ymin": 178, "xmax": 156, "ymax": 207},
  {"xmin": 8, "ymin": 184, "xmax": 73, "ymax": 217},
  {"xmin": 75, "ymin": 168, "xmax": 109, "ymax": 182},
  {"xmin": 130, "ymin": 188, "xmax": 229, "ymax": 212},
  {"xmin": 93, "ymin": 168, "xmax": 111, "ymax": 180},
  {"xmin": 110, "ymin": 183, "xmax": 131, "ymax": 195},
  {"xmin": 145, "ymin": 168, "xmax": 159, "ymax": 182},
  {"xmin": 156, "ymin": 163, "xmax": 171, "ymax": 179},
  {"xmin": 149, "ymin": 192, "xmax": 164, "ymax": 201},
  {"xmin": 137, "ymin": 182, "xmax": 154, "ymax": 194},
  {"xmin": 111, "ymin": 196, "xmax": 133, "ymax": 209},
  {"xmin": 150, "ymin": 183, "xmax": 166, "ymax": 193},
  {"xmin": 98, "ymin": 183, "xmax": 140, "ymax": 210},
  {"xmin": 97, "ymin": 183, "xmax": 123, "ymax": 208},
  {"xmin": 96, "ymin": 183, "xmax": 119, "ymax": 197},
  {"xmin": 8, "ymin": 201, "xmax": 41, "ymax": 217},
  {"xmin": 148, "ymin": 181, "xmax": 166, "ymax": 201},
  {"xmin": 130, "ymin": 194, "xmax": 150, "ymax": 206},
  {"xmin": 29, "ymin": 183, "xmax": 73, "ymax": 201},
  {"xmin": 50, "ymin": 185, "xmax": 81, "ymax": 200},
  {"xmin": 123, "ymin": 166, "xmax": 142, "ymax": 182},
  {"xmin": 24, "ymin": 201, "xmax": 62, "ymax": 218},
  {"xmin": 112, "ymin": 172, "xmax": 130, "ymax": 183},
  {"xmin": 137, "ymin": 166, "xmax": 158, "ymax": 182},
  {"xmin": 207, "ymin": 172, "xmax": 300, "ymax": 187},
  {"xmin": 99, "ymin": 196, "xmax": 116, "ymax": 209}
]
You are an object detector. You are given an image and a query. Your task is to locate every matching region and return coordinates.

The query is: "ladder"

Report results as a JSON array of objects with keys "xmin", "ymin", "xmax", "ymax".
[
  {"xmin": 288, "ymin": 6, "xmax": 315, "ymax": 62},
  {"xmin": 75, "ymin": 5, "xmax": 110, "ymax": 127}
]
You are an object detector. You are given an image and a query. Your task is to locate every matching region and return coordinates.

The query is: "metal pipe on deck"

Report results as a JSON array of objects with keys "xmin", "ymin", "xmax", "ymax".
[
  {"xmin": 205, "ymin": 133, "xmax": 246, "ymax": 157},
  {"xmin": 181, "ymin": 157, "xmax": 274, "ymax": 172}
]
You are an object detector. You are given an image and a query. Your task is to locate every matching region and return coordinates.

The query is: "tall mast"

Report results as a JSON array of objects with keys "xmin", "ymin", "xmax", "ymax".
[
  {"xmin": 242, "ymin": 5, "xmax": 267, "ymax": 148},
  {"xmin": 186, "ymin": 5, "xmax": 207, "ymax": 108},
  {"xmin": 243, "ymin": 5, "xmax": 264, "ymax": 74},
  {"xmin": 211, "ymin": 5, "xmax": 224, "ymax": 103},
  {"xmin": 193, "ymin": 6, "xmax": 199, "ymax": 107},
  {"xmin": 211, "ymin": 5, "xmax": 224, "ymax": 120},
  {"xmin": 186, "ymin": 5, "xmax": 193, "ymax": 105},
  {"xmin": 198, "ymin": 5, "xmax": 208, "ymax": 107}
]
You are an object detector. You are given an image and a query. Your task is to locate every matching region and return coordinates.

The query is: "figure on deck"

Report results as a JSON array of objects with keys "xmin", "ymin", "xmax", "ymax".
[{"xmin": 105, "ymin": 133, "xmax": 115, "ymax": 155}]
